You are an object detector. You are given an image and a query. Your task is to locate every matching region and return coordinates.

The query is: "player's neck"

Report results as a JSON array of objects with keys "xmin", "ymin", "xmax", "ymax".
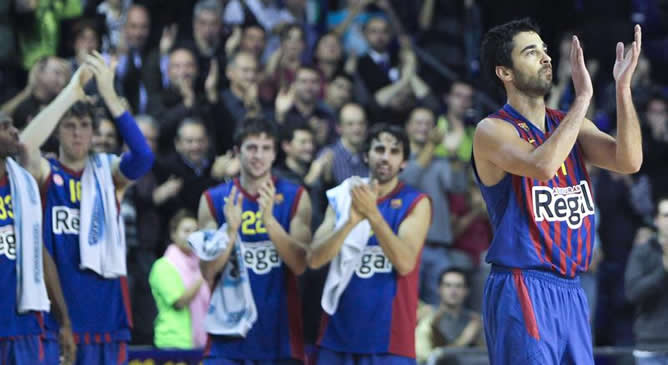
[
  {"xmin": 59, "ymin": 154, "xmax": 87, "ymax": 172},
  {"xmin": 507, "ymin": 93, "xmax": 547, "ymax": 132},
  {"xmin": 0, "ymin": 159, "xmax": 6, "ymax": 179},
  {"xmin": 376, "ymin": 176, "xmax": 399, "ymax": 198},
  {"xmin": 239, "ymin": 172, "xmax": 272, "ymax": 196},
  {"xmin": 658, "ymin": 232, "xmax": 668, "ymax": 246},
  {"xmin": 440, "ymin": 302, "xmax": 463, "ymax": 317}
]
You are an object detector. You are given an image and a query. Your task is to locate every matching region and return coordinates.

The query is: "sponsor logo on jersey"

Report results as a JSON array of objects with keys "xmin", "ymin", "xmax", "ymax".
[
  {"xmin": 532, "ymin": 181, "xmax": 595, "ymax": 229},
  {"xmin": 52, "ymin": 206, "xmax": 80, "ymax": 234},
  {"xmin": 242, "ymin": 241, "xmax": 281, "ymax": 275},
  {"xmin": 391, "ymin": 199, "xmax": 402, "ymax": 209},
  {"xmin": 0, "ymin": 225, "xmax": 16, "ymax": 260},
  {"xmin": 355, "ymin": 245, "xmax": 392, "ymax": 278}
]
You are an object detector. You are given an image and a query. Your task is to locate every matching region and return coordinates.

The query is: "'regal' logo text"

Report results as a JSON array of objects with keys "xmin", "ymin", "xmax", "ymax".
[{"xmin": 532, "ymin": 181, "xmax": 595, "ymax": 229}]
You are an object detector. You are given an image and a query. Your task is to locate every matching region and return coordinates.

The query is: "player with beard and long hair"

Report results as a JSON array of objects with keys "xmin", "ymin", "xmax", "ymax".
[
  {"xmin": 473, "ymin": 18, "xmax": 643, "ymax": 364},
  {"xmin": 308, "ymin": 123, "xmax": 431, "ymax": 365}
]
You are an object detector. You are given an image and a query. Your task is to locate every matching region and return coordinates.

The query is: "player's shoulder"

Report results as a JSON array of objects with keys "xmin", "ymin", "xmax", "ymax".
[
  {"xmin": 206, "ymin": 179, "xmax": 234, "ymax": 198},
  {"xmin": 546, "ymin": 108, "xmax": 567, "ymax": 121},
  {"xmin": 274, "ymin": 177, "xmax": 303, "ymax": 196}
]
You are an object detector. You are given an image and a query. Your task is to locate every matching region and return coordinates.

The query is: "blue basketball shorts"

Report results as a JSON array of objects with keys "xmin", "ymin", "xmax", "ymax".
[
  {"xmin": 312, "ymin": 347, "xmax": 416, "ymax": 365},
  {"xmin": 43, "ymin": 338, "xmax": 128, "ymax": 365},
  {"xmin": 0, "ymin": 335, "xmax": 44, "ymax": 364},
  {"xmin": 483, "ymin": 266, "xmax": 594, "ymax": 365}
]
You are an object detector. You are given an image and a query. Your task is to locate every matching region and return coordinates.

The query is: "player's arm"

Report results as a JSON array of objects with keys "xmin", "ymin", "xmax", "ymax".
[
  {"xmin": 83, "ymin": 52, "xmax": 154, "ymax": 192},
  {"xmin": 18, "ymin": 67, "xmax": 88, "ymax": 184},
  {"xmin": 259, "ymin": 182, "xmax": 312, "ymax": 275},
  {"xmin": 42, "ymin": 247, "xmax": 76, "ymax": 364},
  {"xmin": 474, "ymin": 35, "xmax": 593, "ymax": 182},
  {"xmin": 367, "ymin": 197, "xmax": 431, "ymax": 276},
  {"xmin": 308, "ymin": 205, "xmax": 360, "ymax": 269},
  {"xmin": 197, "ymin": 191, "xmax": 236, "ymax": 287},
  {"xmin": 577, "ymin": 26, "xmax": 644, "ymax": 174}
]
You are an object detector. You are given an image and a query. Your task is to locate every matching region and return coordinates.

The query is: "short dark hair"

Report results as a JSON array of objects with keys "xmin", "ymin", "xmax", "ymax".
[
  {"xmin": 363, "ymin": 16, "xmax": 389, "ymax": 33},
  {"xmin": 233, "ymin": 117, "xmax": 278, "ymax": 147},
  {"xmin": 481, "ymin": 18, "xmax": 541, "ymax": 93},
  {"xmin": 70, "ymin": 18, "xmax": 101, "ymax": 49},
  {"xmin": 363, "ymin": 123, "xmax": 410, "ymax": 161},
  {"xmin": 332, "ymin": 71, "xmax": 353, "ymax": 85},
  {"xmin": 438, "ymin": 267, "xmax": 470, "ymax": 288},
  {"xmin": 176, "ymin": 117, "xmax": 207, "ymax": 140},
  {"xmin": 296, "ymin": 64, "xmax": 321, "ymax": 79},
  {"xmin": 168, "ymin": 209, "xmax": 196, "ymax": 234},
  {"xmin": 60, "ymin": 102, "xmax": 96, "ymax": 129},
  {"xmin": 279, "ymin": 23, "xmax": 304, "ymax": 42},
  {"xmin": 281, "ymin": 122, "xmax": 312, "ymax": 144}
]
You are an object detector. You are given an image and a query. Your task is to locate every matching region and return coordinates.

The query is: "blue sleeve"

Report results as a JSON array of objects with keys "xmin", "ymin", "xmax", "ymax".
[{"xmin": 116, "ymin": 111, "xmax": 154, "ymax": 180}]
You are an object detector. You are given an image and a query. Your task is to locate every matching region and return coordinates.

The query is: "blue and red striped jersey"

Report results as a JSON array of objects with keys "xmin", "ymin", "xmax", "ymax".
[
  {"xmin": 0, "ymin": 175, "xmax": 43, "ymax": 338},
  {"xmin": 317, "ymin": 183, "xmax": 428, "ymax": 358},
  {"xmin": 41, "ymin": 158, "xmax": 132, "ymax": 343},
  {"xmin": 474, "ymin": 104, "xmax": 596, "ymax": 277},
  {"xmin": 204, "ymin": 177, "xmax": 305, "ymax": 361}
]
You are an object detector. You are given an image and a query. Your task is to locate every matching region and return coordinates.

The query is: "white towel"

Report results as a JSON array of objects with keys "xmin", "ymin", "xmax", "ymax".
[
  {"xmin": 79, "ymin": 153, "xmax": 127, "ymax": 278},
  {"xmin": 188, "ymin": 224, "xmax": 257, "ymax": 337},
  {"xmin": 321, "ymin": 176, "xmax": 371, "ymax": 315},
  {"xmin": 6, "ymin": 158, "xmax": 50, "ymax": 313}
]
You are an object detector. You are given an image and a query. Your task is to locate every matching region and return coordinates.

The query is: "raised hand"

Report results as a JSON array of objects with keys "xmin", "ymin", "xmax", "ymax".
[
  {"xmin": 83, "ymin": 51, "xmax": 116, "ymax": 98},
  {"xmin": 205, "ymin": 59, "xmax": 219, "ymax": 103},
  {"xmin": 258, "ymin": 179, "xmax": 276, "ymax": 226},
  {"xmin": 153, "ymin": 175, "xmax": 183, "ymax": 204},
  {"xmin": 224, "ymin": 186, "xmax": 243, "ymax": 236},
  {"xmin": 211, "ymin": 151, "xmax": 240, "ymax": 180},
  {"xmin": 569, "ymin": 35, "xmax": 593, "ymax": 100},
  {"xmin": 63, "ymin": 64, "xmax": 93, "ymax": 103},
  {"xmin": 275, "ymin": 85, "xmax": 296, "ymax": 122},
  {"xmin": 613, "ymin": 25, "xmax": 642, "ymax": 89},
  {"xmin": 351, "ymin": 179, "xmax": 380, "ymax": 220},
  {"xmin": 160, "ymin": 24, "xmax": 179, "ymax": 55}
]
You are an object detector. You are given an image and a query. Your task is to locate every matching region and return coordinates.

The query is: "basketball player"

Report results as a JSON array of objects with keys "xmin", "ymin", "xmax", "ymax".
[
  {"xmin": 196, "ymin": 117, "xmax": 312, "ymax": 364},
  {"xmin": 19, "ymin": 52, "xmax": 154, "ymax": 364},
  {"xmin": 474, "ymin": 19, "xmax": 643, "ymax": 364},
  {"xmin": 308, "ymin": 123, "xmax": 432, "ymax": 365},
  {"xmin": 0, "ymin": 111, "xmax": 76, "ymax": 364}
]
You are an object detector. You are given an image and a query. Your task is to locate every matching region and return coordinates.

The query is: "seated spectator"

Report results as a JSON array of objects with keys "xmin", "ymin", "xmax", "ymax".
[
  {"xmin": 225, "ymin": 23, "xmax": 267, "ymax": 62},
  {"xmin": 323, "ymin": 72, "xmax": 354, "ymax": 119},
  {"xmin": 275, "ymin": 65, "xmax": 336, "ymax": 136},
  {"xmin": 433, "ymin": 80, "xmax": 476, "ymax": 162},
  {"xmin": 68, "ymin": 19, "xmax": 102, "ymax": 71},
  {"xmin": 327, "ymin": 0, "xmax": 379, "ymax": 56},
  {"xmin": 400, "ymin": 107, "xmax": 470, "ymax": 306},
  {"xmin": 260, "ymin": 24, "xmax": 305, "ymax": 103},
  {"xmin": 314, "ymin": 32, "xmax": 346, "ymax": 83},
  {"xmin": 2, "ymin": 56, "xmax": 71, "ymax": 129},
  {"xmin": 223, "ymin": 0, "xmax": 295, "ymax": 61},
  {"xmin": 221, "ymin": 51, "xmax": 263, "ymax": 127},
  {"xmin": 153, "ymin": 118, "xmax": 220, "ymax": 242},
  {"xmin": 148, "ymin": 47, "xmax": 214, "ymax": 153},
  {"xmin": 149, "ymin": 209, "xmax": 211, "ymax": 349},
  {"xmin": 625, "ymin": 196, "xmax": 668, "ymax": 363},
  {"xmin": 92, "ymin": 111, "xmax": 122, "ymax": 154},
  {"xmin": 153, "ymin": 0, "xmax": 227, "ymax": 96},
  {"xmin": 321, "ymin": 102, "xmax": 369, "ymax": 185},
  {"xmin": 416, "ymin": 268, "xmax": 484, "ymax": 364}
]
